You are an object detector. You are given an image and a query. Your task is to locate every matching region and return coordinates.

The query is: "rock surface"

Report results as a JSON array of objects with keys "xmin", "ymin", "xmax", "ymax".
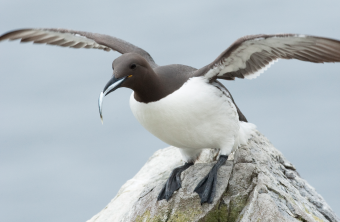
[{"xmin": 87, "ymin": 131, "xmax": 339, "ymax": 222}]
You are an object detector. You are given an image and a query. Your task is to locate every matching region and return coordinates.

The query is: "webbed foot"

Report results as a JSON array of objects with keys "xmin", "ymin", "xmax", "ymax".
[
  {"xmin": 194, "ymin": 155, "xmax": 228, "ymax": 204},
  {"xmin": 158, "ymin": 162, "xmax": 193, "ymax": 201}
]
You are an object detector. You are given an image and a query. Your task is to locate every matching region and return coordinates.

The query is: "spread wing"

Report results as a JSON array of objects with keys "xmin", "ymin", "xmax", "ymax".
[
  {"xmin": 193, "ymin": 34, "xmax": 340, "ymax": 80},
  {"xmin": 0, "ymin": 28, "xmax": 157, "ymax": 68}
]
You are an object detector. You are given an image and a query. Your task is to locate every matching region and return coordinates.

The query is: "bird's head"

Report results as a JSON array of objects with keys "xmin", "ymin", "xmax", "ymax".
[{"xmin": 98, "ymin": 53, "xmax": 153, "ymax": 123}]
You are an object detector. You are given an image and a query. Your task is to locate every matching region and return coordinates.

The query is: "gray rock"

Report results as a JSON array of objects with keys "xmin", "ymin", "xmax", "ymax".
[{"xmin": 87, "ymin": 131, "xmax": 339, "ymax": 222}]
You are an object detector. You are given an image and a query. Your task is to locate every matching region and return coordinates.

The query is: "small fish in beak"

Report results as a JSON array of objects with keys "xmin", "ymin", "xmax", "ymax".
[
  {"xmin": 98, "ymin": 76, "xmax": 127, "ymax": 124},
  {"xmin": 98, "ymin": 92, "xmax": 104, "ymax": 124}
]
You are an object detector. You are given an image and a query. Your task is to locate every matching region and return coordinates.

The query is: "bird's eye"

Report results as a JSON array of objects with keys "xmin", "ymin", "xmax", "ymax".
[{"xmin": 130, "ymin": 64, "xmax": 137, "ymax": 69}]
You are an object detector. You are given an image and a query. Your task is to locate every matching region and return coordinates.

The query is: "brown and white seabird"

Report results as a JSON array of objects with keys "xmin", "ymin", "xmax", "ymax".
[{"xmin": 1, "ymin": 29, "xmax": 340, "ymax": 204}]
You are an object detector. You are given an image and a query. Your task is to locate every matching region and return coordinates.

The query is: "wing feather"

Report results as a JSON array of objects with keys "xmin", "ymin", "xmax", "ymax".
[
  {"xmin": 194, "ymin": 34, "xmax": 340, "ymax": 80},
  {"xmin": 0, "ymin": 28, "xmax": 157, "ymax": 68}
]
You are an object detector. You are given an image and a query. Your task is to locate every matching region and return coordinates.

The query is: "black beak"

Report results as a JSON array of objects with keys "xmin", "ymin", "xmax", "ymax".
[
  {"xmin": 102, "ymin": 76, "xmax": 128, "ymax": 96},
  {"xmin": 98, "ymin": 76, "xmax": 127, "ymax": 124}
]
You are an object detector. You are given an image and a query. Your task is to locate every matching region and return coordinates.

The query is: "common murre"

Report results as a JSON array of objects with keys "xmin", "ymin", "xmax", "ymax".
[{"xmin": 1, "ymin": 29, "xmax": 338, "ymax": 205}]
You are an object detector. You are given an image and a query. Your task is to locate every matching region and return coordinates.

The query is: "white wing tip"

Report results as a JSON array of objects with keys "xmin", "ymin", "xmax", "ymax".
[{"xmin": 244, "ymin": 59, "xmax": 279, "ymax": 80}]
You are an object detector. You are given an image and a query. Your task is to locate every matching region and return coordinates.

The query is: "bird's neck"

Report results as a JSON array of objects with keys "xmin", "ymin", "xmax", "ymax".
[{"xmin": 133, "ymin": 71, "xmax": 166, "ymax": 103}]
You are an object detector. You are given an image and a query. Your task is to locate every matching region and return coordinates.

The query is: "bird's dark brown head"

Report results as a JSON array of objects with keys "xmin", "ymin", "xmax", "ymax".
[
  {"xmin": 98, "ymin": 53, "xmax": 159, "ymax": 122},
  {"xmin": 101, "ymin": 53, "xmax": 154, "ymax": 96},
  {"xmin": 111, "ymin": 53, "xmax": 153, "ymax": 91}
]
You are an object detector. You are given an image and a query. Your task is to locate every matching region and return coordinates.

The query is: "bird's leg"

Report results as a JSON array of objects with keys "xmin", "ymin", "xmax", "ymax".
[
  {"xmin": 157, "ymin": 162, "xmax": 193, "ymax": 201},
  {"xmin": 194, "ymin": 155, "xmax": 228, "ymax": 204}
]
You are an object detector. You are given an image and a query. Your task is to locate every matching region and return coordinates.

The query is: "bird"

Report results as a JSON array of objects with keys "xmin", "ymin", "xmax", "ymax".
[{"xmin": 1, "ymin": 28, "xmax": 340, "ymax": 204}]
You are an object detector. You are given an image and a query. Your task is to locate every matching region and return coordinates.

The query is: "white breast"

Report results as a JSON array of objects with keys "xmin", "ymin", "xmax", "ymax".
[{"xmin": 129, "ymin": 77, "xmax": 240, "ymax": 154}]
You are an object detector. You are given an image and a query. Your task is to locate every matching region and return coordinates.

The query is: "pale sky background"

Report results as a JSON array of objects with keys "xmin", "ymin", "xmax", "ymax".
[{"xmin": 0, "ymin": 0, "xmax": 339, "ymax": 221}]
